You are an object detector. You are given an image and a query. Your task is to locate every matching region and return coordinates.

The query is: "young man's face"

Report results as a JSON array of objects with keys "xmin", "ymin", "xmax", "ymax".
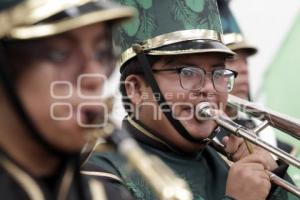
[
  {"xmin": 226, "ymin": 49, "xmax": 250, "ymax": 100},
  {"xmin": 126, "ymin": 53, "xmax": 229, "ymax": 151},
  {"xmin": 15, "ymin": 22, "xmax": 114, "ymax": 152}
]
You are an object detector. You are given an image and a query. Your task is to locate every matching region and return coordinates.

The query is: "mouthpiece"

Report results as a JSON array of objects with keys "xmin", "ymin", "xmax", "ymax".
[{"xmin": 195, "ymin": 102, "xmax": 214, "ymax": 120}]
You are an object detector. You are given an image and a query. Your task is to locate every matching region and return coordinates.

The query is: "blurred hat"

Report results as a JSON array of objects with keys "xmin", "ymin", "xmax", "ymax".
[
  {"xmin": 0, "ymin": 0, "xmax": 26, "ymax": 37},
  {"xmin": 113, "ymin": 0, "xmax": 235, "ymax": 71},
  {"xmin": 1, "ymin": 0, "xmax": 136, "ymax": 40},
  {"xmin": 217, "ymin": 0, "xmax": 257, "ymax": 56}
]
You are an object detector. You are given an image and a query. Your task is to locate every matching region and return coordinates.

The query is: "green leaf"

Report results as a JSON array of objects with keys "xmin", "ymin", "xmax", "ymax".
[
  {"xmin": 122, "ymin": 0, "xmax": 136, "ymax": 6},
  {"xmin": 121, "ymin": 15, "xmax": 140, "ymax": 37},
  {"xmin": 184, "ymin": 0, "xmax": 205, "ymax": 13},
  {"xmin": 136, "ymin": 12, "xmax": 157, "ymax": 41},
  {"xmin": 206, "ymin": 0, "xmax": 222, "ymax": 32},
  {"xmin": 172, "ymin": 0, "xmax": 203, "ymax": 29},
  {"xmin": 137, "ymin": 0, "xmax": 152, "ymax": 9}
]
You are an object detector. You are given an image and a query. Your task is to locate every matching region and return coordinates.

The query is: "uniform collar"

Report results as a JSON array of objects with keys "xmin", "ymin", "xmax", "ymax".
[
  {"xmin": 0, "ymin": 149, "xmax": 78, "ymax": 199},
  {"xmin": 123, "ymin": 116, "xmax": 206, "ymax": 158}
]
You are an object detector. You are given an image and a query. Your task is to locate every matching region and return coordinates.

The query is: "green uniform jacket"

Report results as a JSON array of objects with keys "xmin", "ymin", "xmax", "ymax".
[
  {"xmin": 0, "ymin": 150, "xmax": 135, "ymax": 200},
  {"xmin": 85, "ymin": 117, "xmax": 299, "ymax": 200}
]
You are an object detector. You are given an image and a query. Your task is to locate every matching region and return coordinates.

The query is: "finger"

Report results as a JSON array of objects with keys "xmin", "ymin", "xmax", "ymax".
[
  {"xmin": 253, "ymin": 145, "xmax": 265, "ymax": 152},
  {"xmin": 238, "ymin": 154, "xmax": 271, "ymax": 170},
  {"xmin": 222, "ymin": 136, "xmax": 229, "ymax": 147},
  {"xmin": 243, "ymin": 168, "xmax": 270, "ymax": 181},
  {"xmin": 231, "ymin": 143, "xmax": 250, "ymax": 161},
  {"xmin": 253, "ymin": 148, "xmax": 278, "ymax": 170},
  {"xmin": 237, "ymin": 162, "xmax": 265, "ymax": 171},
  {"xmin": 256, "ymin": 171, "xmax": 270, "ymax": 181},
  {"xmin": 223, "ymin": 135, "xmax": 243, "ymax": 154}
]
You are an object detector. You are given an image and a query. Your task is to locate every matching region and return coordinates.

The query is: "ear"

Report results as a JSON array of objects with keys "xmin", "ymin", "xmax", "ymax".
[{"xmin": 124, "ymin": 75, "xmax": 147, "ymax": 106}]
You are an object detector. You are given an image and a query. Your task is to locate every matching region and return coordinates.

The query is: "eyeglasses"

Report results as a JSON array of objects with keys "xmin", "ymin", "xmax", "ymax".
[{"xmin": 152, "ymin": 66, "xmax": 238, "ymax": 93}]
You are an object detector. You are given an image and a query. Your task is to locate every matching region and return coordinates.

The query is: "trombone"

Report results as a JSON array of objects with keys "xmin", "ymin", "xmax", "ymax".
[
  {"xmin": 227, "ymin": 94, "xmax": 300, "ymax": 141},
  {"xmin": 196, "ymin": 95, "xmax": 300, "ymax": 197}
]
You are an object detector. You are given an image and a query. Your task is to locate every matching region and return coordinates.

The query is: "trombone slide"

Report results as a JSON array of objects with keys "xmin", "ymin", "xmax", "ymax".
[
  {"xmin": 197, "ymin": 102, "xmax": 300, "ymax": 198},
  {"xmin": 228, "ymin": 94, "xmax": 300, "ymax": 140}
]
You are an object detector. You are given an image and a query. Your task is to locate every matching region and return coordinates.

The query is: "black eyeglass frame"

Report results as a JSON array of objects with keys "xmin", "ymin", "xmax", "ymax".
[{"xmin": 152, "ymin": 66, "xmax": 238, "ymax": 92}]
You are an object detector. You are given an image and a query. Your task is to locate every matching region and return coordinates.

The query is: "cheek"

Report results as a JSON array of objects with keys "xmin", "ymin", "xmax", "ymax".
[
  {"xmin": 157, "ymin": 78, "xmax": 195, "ymax": 112},
  {"xmin": 20, "ymin": 83, "xmax": 54, "ymax": 125},
  {"xmin": 157, "ymin": 74, "xmax": 181, "ymax": 90},
  {"xmin": 158, "ymin": 78, "xmax": 186, "ymax": 101},
  {"xmin": 161, "ymin": 87, "xmax": 190, "ymax": 104},
  {"xmin": 165, "ymin": 90, "xmax": 192, "ymax": 117},
  {"xmin": 16, "ymin": 65, "xmax": 68, "ymax": 123}
]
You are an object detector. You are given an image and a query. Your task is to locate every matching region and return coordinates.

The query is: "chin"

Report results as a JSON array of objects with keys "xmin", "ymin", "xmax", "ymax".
[
  {"xmin": 56, "ymin": 137, "xmax": 86, "ymax": 153},
  {"xmin": 178, "ymin": 139, "xmax": 207, "ymax": 153},
  {"xmin": 182, "ymin": 118, "xmax": 216, "ymax": 140},
  {"xmin": 57, "ymin": 127, "xmax": 88, "ymax": 151},
  {"xmin": 188, "ymin": 128, "xmax": 213, "ymax": 140}
]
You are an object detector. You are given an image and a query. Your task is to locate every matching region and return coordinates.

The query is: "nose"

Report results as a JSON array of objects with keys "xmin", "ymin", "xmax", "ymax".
[
  {"xmin": 192, "ymin": 73, "xmax": 216, "ymax": 97},
  {"xmin": 78, "ymin": 50, "xmax": 107, "ymax": 92},
  {"xmin": 201, "ymin": 74, "xmax": 216, "ymax": 93}
]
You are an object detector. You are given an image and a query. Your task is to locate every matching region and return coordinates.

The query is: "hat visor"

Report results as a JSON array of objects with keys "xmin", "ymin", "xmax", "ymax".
[
  {"xmin": 119, "ymin": 39, "xmax": 236, "ymax": 71},
  {"xmin": 227, "ymin": 42, "xmax": 258, "ymax": 56},
  {"xmin": 8, "ymin": 6, "xmax": 135, "ymax": 40},
  {"xmin": 1, "ymin": 0, "xmax": 106, "ymax": 38},
  {"xmin": 148, "ymin": 39, "xmax": 235, "ymax": 57}
]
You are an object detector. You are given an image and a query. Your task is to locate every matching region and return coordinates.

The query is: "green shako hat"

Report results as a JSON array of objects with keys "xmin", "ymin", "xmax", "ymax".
[
  {"xmin": 114, "ymin": 0, "xmax": 235, "ymax": 71},
  {"xmin": 217, "ymin": 0, "xmax": 257, "ymax": 55}
]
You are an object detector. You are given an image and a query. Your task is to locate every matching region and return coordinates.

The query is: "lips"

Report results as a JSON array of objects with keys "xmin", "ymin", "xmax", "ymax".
[
  {"xmin": 82, "ymin": 109, "xmax": 103, "ymax": 124},
  {"xmin": 79, "ymin": 105, "xmax": 107, "ymax": 127},
  {"xmin": 177, "ymin": 99, "xmax": 219, "ymax": 122},
  {"xmin": 68, "ymin": 101, "xmax": 108, "ymax": 128}
]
